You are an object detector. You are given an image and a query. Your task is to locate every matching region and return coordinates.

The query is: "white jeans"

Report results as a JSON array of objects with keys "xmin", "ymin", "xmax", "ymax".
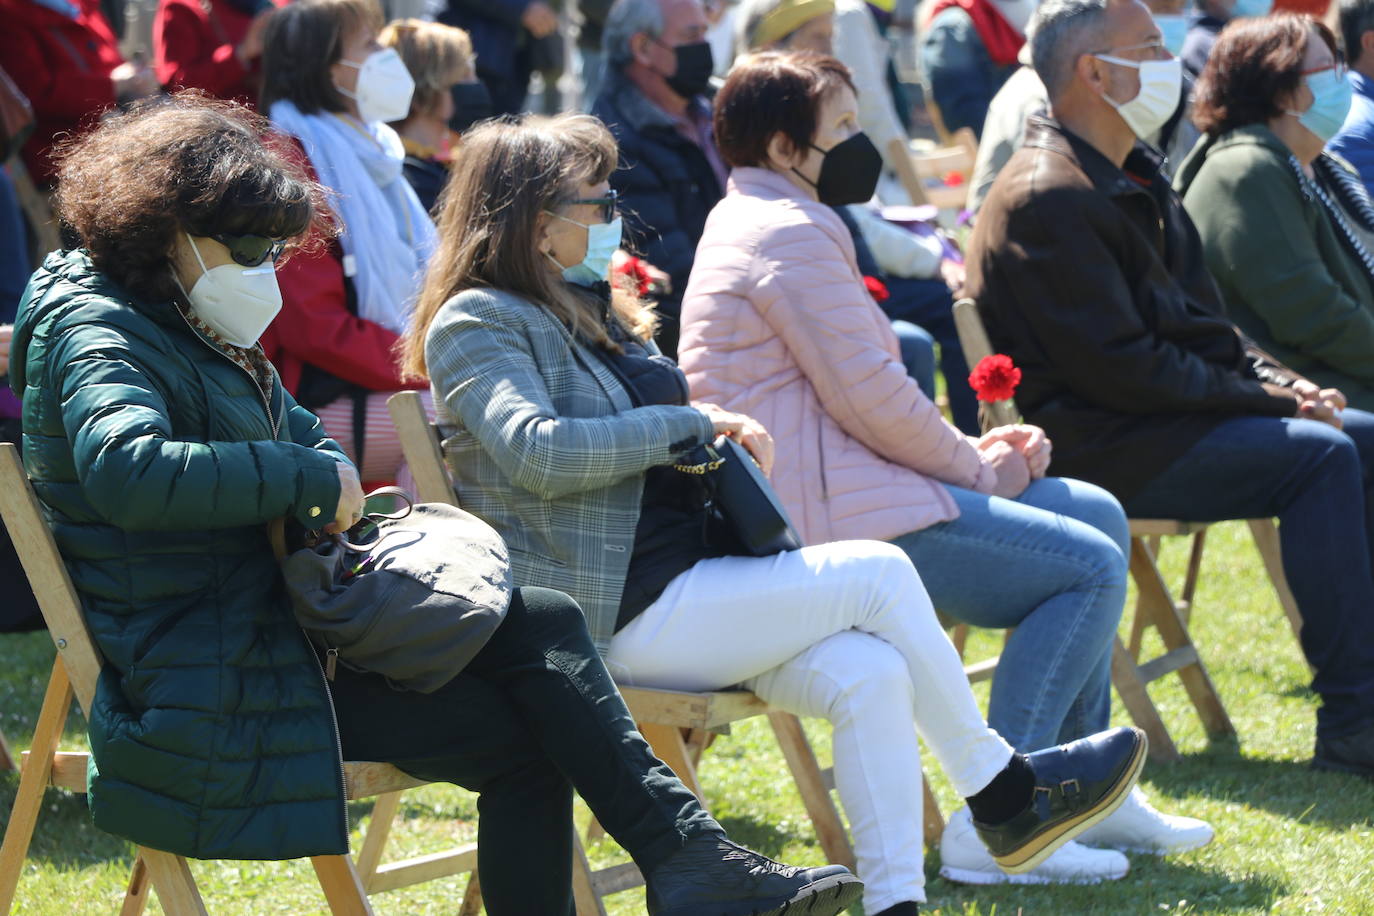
[{"xmin": 606, "ymin": 541, "xmax": 1014, "ymax": 910}]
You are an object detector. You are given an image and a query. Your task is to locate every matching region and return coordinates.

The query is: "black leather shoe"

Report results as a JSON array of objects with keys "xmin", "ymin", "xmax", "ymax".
[
  {"xmin": 1314, "ymin": 719, "xmax": 1374, "ymax": 779},
  {"xmin": 973, "ymin": 726, "xmax": 1147, "ymax": 875},
  {"xmin": 644, "ymin": 833, "xmax": 863, "ymax": 916}
]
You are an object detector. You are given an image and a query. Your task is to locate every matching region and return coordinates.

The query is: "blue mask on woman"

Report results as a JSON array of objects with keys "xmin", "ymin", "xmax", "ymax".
[
  {"xmin": 548, "ymin": 216, "xmax": 624, "ymax": 288},
  {"xmin": 1290, "ymin": 69, "xmax": 1354, "ymax": 143},
  {"xmin": 1230, "ymin": 0, "xmax": 1272, "ymax": 17}
]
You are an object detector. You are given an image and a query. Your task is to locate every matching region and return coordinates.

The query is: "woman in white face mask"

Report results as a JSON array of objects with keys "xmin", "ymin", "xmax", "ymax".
[
  {"xmin": 257, "ymin": 0, "xmax": 437, "ymax": 489},
  {"xmin": 1177, "ymin": 13, "xmax": 1374, "ymax": 413}
]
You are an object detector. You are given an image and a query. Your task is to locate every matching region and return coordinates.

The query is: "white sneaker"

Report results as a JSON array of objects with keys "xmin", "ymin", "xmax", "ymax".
[
  {"xmin": 938, "ymin": 805, "xmax": 1129, "ymax": 885},
  {"xmin": 1076, "ymin": 787, "xmax": 1215, "ymax": 855}
]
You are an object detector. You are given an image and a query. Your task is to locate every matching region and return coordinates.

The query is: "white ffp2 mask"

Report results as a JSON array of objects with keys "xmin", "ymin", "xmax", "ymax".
[
  {"xmin": 1097, "ymin": 55, "xmax": 1184, "ymax": 141},
  {"xmin": 178, "ymin": 233, "xmax": 283, "ymax": 348},
  {"xmin": 338, "ymin": 48, "xmax": 416, "ymax": 124}
]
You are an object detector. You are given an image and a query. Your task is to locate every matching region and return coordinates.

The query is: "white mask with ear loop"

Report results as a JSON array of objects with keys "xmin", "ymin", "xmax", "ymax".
[
  {"xmin": 1095, "ymin": 54, "xmax": 1184, "ymax": 140},
  {"xmin": 337, "ymin": 48, "xmax": 416, "ymax": 123},
  {"xmin": 174, "ymin": 233, "xmax": 284, "ymax": 348}
]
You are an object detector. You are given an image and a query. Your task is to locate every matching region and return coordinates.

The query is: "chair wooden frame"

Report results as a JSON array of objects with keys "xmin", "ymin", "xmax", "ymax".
[
  {"xmin": 0, "ymin": 731, "xmax": 13, "ymax": 772},
  {"xmin": 0, "ymin": 442, "xmax": 493, "ymax": 916},
  {"xmin": 951, "ymin": 297, "xmax": 1255, "ymax": 762},
  {"xmin": 390, "ymin": 392, "xmax": 905, "ymax": 912}
]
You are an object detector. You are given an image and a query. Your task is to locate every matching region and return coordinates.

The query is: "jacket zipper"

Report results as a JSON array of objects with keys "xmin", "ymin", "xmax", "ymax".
[
  {"xmin": 308, "ymin": 632, "xmax": 352, "ymax": 845},
  {"xmin": 816, "ymin": 422, "xmax": 829, "ymax": 500},
  {"xmin": 177, "ymin": 310, "xmax": 348, "ymax": 843},
  {"xmin": 177, "ymin": 310, "xmax": 281, "ymax": 440}
]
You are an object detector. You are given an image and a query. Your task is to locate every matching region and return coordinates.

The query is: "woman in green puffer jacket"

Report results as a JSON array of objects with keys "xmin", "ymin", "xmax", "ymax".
[
  {"xmin": 1177, "ymin": 14, "xmax": 1374, "ymax": 411},
  {"xmin": 9, "ymin": 93, "xmax": 862, "ymax": 915}
]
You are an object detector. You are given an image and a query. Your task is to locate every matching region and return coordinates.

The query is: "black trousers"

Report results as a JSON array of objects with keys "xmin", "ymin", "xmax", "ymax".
[{"xmin": 329, "ymin": 587, "xmax": 719, "ymax": 914}]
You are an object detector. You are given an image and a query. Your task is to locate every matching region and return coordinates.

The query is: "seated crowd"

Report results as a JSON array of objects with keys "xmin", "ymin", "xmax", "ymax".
[{"xmin": 3, "ymin": 0, "xmax": 1374, "ymax": 912}]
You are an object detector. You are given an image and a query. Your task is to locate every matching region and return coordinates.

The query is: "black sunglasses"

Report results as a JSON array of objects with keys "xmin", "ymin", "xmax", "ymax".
[
  {"xmin": 213, "ymin": 233, "xmax": 288, "ymax": 267},
  {"xmin": 564, "ymin": 189, "xmax": 619, "ymax": 224}
]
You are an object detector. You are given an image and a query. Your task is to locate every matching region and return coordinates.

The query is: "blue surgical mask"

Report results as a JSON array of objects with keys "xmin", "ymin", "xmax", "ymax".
[
  {"xmin": 547, "ymin": 215, "xmax": 623, "ymax": 287},
  {"xmin": 1155, "ymin": 14, "xmax": 1189, "ymax": 56},
  {"xmin": 1230, "ymin": 0, "xmax": 1272, "ymax": 18},
  {"xmin": 1288, "ymin": 68, "xmax": 1354, "ymax": 143}
]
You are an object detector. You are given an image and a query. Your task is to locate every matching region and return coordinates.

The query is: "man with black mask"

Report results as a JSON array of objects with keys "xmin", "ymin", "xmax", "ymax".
[{"xmin": 592, "ymin": 0, "xmax": 726, "ymax": 357}]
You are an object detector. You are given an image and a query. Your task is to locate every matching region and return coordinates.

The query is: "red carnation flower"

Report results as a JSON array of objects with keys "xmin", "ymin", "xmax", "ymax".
[
  {"xmin": 943, "ymin": 170, "xmax": 966, "ymax": 187},
  {"xmin": 968, "ymin": 354, "xmax": 1022, "ymax": 403},
  {"xmin": 613, "ymin": 256, "xmax": 653, "ymax": 296},
  {"xmin": 863, "ymin": 275, "xmax": 890, "ymax": 303}
]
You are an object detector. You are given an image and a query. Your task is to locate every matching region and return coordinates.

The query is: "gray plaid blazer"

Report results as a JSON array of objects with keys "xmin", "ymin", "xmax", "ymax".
[{"xmin": 425, "ymin": 287, "xmax": 716, "ymax": 653}]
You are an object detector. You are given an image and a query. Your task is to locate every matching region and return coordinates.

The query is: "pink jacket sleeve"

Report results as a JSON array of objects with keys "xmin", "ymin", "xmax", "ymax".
[{"xmin": 752, "ymin": 214, "xmax": 998, "ymax": 493}]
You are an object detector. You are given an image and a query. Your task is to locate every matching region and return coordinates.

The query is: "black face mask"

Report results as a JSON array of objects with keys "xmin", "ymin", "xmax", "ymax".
[
  {"xmin": 449, "ymin": 81, "xmax": 494, "ymax": 134},
  {"xmin": 662, "ymin": 40, "xmax": 714, "ymax": 100},
  {"xmin": 793, "ymin": 132, "xmax": 883, "ymax": 206}
]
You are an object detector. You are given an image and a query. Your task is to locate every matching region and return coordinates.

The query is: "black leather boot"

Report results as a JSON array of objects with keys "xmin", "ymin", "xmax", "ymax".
[
  {"xmin": 973, "ymin": 726, "xmax": 1147, "ymax": 875},
  {"xmin": 1314, "ymin": 718, "xmax": 1374, "ymax": 779},
  {"xmin": 644, "ymin": 832, "xmax": 863, "ymax": 916}
]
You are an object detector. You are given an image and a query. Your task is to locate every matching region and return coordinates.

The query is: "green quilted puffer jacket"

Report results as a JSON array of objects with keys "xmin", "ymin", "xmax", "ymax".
[{"xmin": 10, "ymin": 249, "xmax": 350, "ymax": 860}]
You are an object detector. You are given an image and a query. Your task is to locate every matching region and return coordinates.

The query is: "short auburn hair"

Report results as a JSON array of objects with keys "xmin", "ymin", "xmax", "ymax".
[
  {"xmin": 1192, "ymin": 13, "xmax": 1339, "ymax": 137},
  {"xmin": 259, "ymin": 0, "xmax": 385, "ymax": 115},
  {"xmin": 379, "ymin": 19, "xmax": 476, "ymax": 121},
  {"xmin": 713, "ymin": 50, "xmax": 856, "ymax": 168}
]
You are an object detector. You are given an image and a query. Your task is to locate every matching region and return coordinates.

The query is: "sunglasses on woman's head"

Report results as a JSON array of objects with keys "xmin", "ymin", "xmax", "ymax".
[{"xmin": 212, "ymin": 233, "xmax": 288, "ymax": 267}]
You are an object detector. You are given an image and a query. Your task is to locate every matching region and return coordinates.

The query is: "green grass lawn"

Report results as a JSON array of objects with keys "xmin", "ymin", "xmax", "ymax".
[{"xmin": 3, "ymin": 520, "xmax": 1372, "ymax": 914}]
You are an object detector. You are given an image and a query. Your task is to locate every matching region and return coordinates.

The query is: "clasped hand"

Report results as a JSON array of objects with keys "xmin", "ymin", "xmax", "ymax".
[
  {"xmin": 697, "ymin": 403, "xmax": 775, "ymax": 476},
  {"xmin": 975, "ymin": 424, "xmax": 1053, "ymax": 498},
  {"xmin": 1292, "ymin": 379, "xmax": 1346, "ymax": 429}
]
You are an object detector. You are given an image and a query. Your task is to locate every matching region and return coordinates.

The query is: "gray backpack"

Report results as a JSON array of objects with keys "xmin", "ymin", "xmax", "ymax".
[{"xmin": 281, "ymin": 493, "xmax": 511, "ymax": 693}]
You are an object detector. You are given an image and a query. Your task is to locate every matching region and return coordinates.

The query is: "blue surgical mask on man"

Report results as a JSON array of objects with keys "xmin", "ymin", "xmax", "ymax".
[
  {"xmin": 547, "ymin": 215, "xmax": 624, "ymax": 287},
  {"xmin": 1288, "ymin": 67, "xmax": 1354, "ymax": 143},
  {"xmin": 1229, "ymin": 0, "xmax": 1272, "ymax": 18}
]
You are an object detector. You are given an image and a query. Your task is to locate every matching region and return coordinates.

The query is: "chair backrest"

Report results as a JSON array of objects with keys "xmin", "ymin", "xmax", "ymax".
[
  {"xmin": 951, "ymin": 297, "xmax": 1019, "ymax": 432},
  {"xmin": 388, "ymin": 391, "xmax": 456, "ymax": 506},
  {"xmin": 0, "ymin": 443, "xmax": 102, "ymax": 712},
  {"xmin": 912, "ymin": 129, "xmax": 978, "ymax": 210}
]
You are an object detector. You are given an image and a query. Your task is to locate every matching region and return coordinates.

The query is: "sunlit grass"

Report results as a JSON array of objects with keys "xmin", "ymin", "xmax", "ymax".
[{"xmin": 3, "ymin": 521, "xmax": 1371, "ymax": 914}]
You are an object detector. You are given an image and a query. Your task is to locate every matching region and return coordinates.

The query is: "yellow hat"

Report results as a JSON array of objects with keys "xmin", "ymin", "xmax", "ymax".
[
  {"xmin": 867, "ymin": 0, "xmax": 896, "ymax": 11},
  {"xmin": 752, "ymin": 0, "xmax": 836, "ymax": 47}
]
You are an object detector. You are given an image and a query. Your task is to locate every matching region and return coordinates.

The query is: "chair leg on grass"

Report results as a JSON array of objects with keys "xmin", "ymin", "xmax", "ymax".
[
  {"xmin": 138, "ymin": 849, "xmax": 207, "ymax": 916},
  {"xmin": 311, "ymin": 855, "xmax": 375, "ymax": 916},
  {"xmin": 457, "ymin": 872, "xmax": 484, "ymax": 916},
  {"xmin": 354, "ymin": 790, "xmax": 401, "ymax": 890},
  {"xmin": 118, "ymin": 855, "xmax": 151, "ymax": 916},
  {"xmin": 1247, "ymin": 519, "xmax": 1306, "ymax": 651},
  {"xmin": 767, "ymin": 712, "xmax": 857, "ymax": 872},
  {"xmin": 571, "ymin": 832, "xmax": 608, "ymax": 916},
  {"xmin": 0, "ymin": 659, "xmax": 74, "ymax": 914}
]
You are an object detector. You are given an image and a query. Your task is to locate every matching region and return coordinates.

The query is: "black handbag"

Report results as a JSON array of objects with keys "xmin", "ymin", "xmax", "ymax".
[
  {"xmin": 675, "ymin": 435, "xmax": 802, "ymax": 556},
  {"xmin": 278, "ymin": 488, "xmax": 512, "ymax": 693}
]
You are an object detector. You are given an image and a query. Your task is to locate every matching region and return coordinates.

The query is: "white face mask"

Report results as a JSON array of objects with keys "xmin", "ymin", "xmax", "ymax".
[
  {"xmin": 176, "ymin": 233, "xmax": 283, "ymax": 348},
  {"xmin": 1096, "ymin": 54, "xmax": 1183, "ymax": 141},
  {"xmin": 337, "ymin": 48, "xmax": 416, "ymax": 124}
]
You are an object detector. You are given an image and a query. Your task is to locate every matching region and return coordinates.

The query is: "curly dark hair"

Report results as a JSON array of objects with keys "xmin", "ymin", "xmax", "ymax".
[
  {"xmin": 1192, "ymin": 13, "xmax": 1340, "ymax": 137},
  {"xmin": 52, "ymin": 92, "xmax": 330, "ymax": 304}
]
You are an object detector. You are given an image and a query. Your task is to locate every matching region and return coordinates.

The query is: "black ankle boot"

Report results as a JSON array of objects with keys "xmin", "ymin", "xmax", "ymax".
[
  {"xmin": 1314, "ymin": 719, "xmax": 1374, "ymax": 779},
  {"xmin": 644, "ymin": 832, "xmax": 863, "ymax": 916},
  {"xmin": 873, "ymin": 903, "xmax": 920, "ymax": 916}
]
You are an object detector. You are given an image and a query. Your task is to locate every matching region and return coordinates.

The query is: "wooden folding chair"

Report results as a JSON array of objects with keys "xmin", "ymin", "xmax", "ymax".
[
  {"xmin": 0, "ymin": 731, "xmax": 13, "ymax": 772},
  {"xmin": 0, "ymin": 441, "xmax": 492, "ymax": 916},
  {"xmin": 388, "ymin": 391, "xmax": 941, "ymax": 911},
  {"xmin": 951, "ymin": 297, "xmax": 1249, "ymax": 763}
]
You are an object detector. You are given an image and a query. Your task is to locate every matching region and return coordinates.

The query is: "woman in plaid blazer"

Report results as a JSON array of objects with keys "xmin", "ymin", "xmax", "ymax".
[{"xmin": 401, "ymin": 112, "xmax": 1147, "ymax": 916}]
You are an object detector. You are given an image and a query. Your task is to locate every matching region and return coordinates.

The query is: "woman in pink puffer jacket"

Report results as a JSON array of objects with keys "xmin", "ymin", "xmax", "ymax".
[{"xmin": 679, "ymin": 50, "xmax": 1214, "ymax": 890}]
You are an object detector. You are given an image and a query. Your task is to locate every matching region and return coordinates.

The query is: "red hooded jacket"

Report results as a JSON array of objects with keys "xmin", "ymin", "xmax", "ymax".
[{"xmin": 154, "ymin": 0, "xmax": 274, "ymax": 105}]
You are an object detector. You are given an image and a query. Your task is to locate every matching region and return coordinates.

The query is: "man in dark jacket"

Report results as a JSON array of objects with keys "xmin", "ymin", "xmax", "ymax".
[
  {"xmin": 592, "ymin": 0, "xmax": 726, "ymax": 356},
  {"xmin": 966, "ymin": 0, "xmax": 1374, "ymax": 776}
]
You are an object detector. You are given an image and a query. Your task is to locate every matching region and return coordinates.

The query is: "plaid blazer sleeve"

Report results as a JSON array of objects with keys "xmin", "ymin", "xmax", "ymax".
[{"xmin": 426, "ymin": 289, "xmax": 717, "ymax": 500}]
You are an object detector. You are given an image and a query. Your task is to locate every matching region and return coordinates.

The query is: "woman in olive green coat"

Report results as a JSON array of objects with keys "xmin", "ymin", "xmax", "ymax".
[{"xmin": 1178, "ymin": 14, "xmax": 1374, "ymax": 410}]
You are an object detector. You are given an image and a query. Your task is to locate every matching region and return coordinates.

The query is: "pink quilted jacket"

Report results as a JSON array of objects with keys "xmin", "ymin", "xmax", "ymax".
[{"xmin": 678, "ymin": 167, "xmax": 998, "ymax": 545}]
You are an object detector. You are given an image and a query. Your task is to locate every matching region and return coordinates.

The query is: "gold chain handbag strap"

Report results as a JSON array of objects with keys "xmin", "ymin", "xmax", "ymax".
[{"xmin": 672, "ymin": 444, "xmax": 725, "ymax": 475}]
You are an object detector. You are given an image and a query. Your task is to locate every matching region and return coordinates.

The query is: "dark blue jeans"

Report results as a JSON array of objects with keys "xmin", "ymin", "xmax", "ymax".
[{"xmin": 1123, "ymin": 410, "xmax": 1374, "ymax": 736}]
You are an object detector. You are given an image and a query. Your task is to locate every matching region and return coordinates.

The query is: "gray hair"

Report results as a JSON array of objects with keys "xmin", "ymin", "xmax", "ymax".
[
  {"xmin": 604, "ymin": 0, "xmax": 667, "ymax": 69},
  {"xmin": 1030, "ymin": 0, "xmax": 1112, "ymax": 100}
]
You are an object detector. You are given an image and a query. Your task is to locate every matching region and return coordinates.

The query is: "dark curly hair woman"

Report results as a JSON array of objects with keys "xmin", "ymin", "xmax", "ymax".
[{"xmin": 8, "ymin": 93, "xmax": 860, "ymax": 916}]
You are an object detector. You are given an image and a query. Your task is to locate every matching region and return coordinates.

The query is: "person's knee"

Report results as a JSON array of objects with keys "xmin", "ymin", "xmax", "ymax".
[
  {"xmin": 816, "ymin": 634, "xmax": 914, "ymax": 719},
  {"xmin": 510, "ymin": 587, "xmax": 587, "ymax": 631},
  {"xmin": 1065, "ymin": 480, "xmax": 1130, "ymax": 554}
]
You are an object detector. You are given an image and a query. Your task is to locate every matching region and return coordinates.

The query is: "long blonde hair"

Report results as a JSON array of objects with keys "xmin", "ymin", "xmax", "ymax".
[{"xmin": 401, "ymin": 114, "xmax": 656, "ymax": 380}]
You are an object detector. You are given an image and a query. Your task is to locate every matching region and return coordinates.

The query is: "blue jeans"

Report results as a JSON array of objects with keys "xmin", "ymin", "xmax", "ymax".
[
  {"xmin": 890, "ymin": 477, "xmax": 1129, "ymax": 753},
  {"xmin": 892, "ymin": 319, "xmax": 937, "ymax": 401},
  {"xmin": 1124, "ymin": 411, "xmax": 1374, "ymax": 736}
]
